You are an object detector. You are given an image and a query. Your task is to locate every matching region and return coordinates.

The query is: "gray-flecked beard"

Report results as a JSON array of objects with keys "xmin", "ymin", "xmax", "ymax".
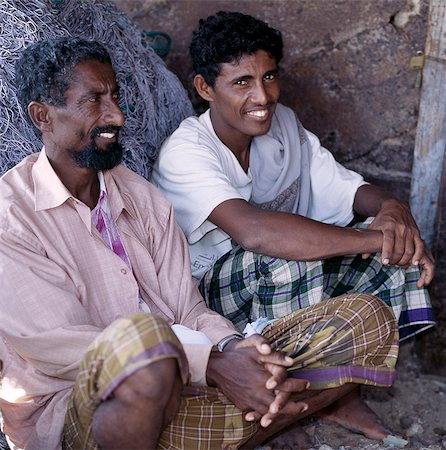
[{"xmin": 71, "ymin": 126, "xmax": 124, "ymax": 171}]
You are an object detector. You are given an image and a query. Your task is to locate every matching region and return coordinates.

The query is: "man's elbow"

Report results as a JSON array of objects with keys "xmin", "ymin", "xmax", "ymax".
[{"xmin": 233, "ymin": 229, "xmax": 264, "ymax": 254}]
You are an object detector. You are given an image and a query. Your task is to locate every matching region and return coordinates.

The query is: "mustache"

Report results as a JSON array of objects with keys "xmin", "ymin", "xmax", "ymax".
[{"xmin": 90, "ymin": 125, "xmax": 121, "ymax": 139}]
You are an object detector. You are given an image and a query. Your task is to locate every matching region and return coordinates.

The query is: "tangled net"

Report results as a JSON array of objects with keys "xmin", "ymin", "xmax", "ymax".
[{"xmin": 0, "ymin": 0, "xmax": 194, "ymax": 179}]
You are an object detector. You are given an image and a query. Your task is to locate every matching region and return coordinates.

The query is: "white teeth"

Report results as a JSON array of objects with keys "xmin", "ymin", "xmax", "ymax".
[
  {"xmin": 247, "ymin": 110, "xmax": 267, "ymax": 118},
  {"xmin": 99, "ymin": 132, "xmax": 115, "ymax": 138}
]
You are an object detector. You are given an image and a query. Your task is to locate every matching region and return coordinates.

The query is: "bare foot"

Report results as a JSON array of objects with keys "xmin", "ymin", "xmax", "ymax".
[
  {"xmin": 316, "ymin": 388, "xmax": 392, "ymax": 440},
  {"xmin": 263, "ymin": 424, "xmax": 313, "ymax": 450}
]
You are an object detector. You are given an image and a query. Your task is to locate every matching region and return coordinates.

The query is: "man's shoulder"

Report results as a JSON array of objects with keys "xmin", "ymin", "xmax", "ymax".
[
  {"xmin": 0, "ymin": 153, "xmax": 41, "ymax": 240},
  {"xmin": 0, "ymin": 153, "xmax": 39, "ymax": 206},
  {"xmin": 161, "ymin": 110, "xmax": 217, "ymax": 153},
  {"xmin": 1, "ymin": 152, "xmax": 39, "ymax": 183}
]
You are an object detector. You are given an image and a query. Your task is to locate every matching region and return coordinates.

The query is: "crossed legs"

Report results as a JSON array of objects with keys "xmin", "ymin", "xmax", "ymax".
[{"xmin": 64, "ymin": 293, "xmax": 398, "ymax": 449}]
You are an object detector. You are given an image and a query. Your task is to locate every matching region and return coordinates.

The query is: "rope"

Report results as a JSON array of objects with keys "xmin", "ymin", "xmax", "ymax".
[{"xmin": 0, "ymin": 0, "xmax": 194, "ymax": 179}]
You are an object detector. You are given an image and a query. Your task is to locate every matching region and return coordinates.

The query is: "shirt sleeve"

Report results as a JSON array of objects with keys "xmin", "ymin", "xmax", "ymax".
[
  {"xmin": 153, "ymin": 136, "xmax": 245, "ymax": 244},
  {"xmin": 306, "ymin": 130, "xmax": 368, "ymax": 226},
  {"xmin": 0, "ymin": 226, "xmax": 101, "ymax": 381}
]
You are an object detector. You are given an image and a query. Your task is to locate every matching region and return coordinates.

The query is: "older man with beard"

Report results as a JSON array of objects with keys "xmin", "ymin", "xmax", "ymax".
[{"xmin": 0, "ymin": 37, "xmax": 399, "ymax": 450}]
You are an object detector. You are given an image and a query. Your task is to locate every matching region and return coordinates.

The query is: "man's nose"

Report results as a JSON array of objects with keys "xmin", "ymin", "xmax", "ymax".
[
  {"xmin": 103, "ymin": 98, "xmax": 125, "ymax": 127},
  {"xmin": 251, "ymin": 81, "xmax": 268, "ymax": 105}
]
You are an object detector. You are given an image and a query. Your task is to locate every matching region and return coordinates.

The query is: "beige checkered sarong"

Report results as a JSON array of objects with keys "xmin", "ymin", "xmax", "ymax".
[{"xmin": 63, "ymin": 294, "xmax": 398, "ymax": 449}]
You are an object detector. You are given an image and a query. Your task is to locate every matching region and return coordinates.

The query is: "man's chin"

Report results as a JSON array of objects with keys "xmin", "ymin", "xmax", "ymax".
[{"xmin": 72, "ymin": 142, "xmax": 124, "ymax": 171}]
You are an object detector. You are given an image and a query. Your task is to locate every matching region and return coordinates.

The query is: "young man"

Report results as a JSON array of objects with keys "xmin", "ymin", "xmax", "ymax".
[
  {"xmin": 153, "ymin": 11, "xmax": 435, "ymax": 342},
  {"xmin": 0, "ymin": 37, "xmax": 398, "ymax": 449}
]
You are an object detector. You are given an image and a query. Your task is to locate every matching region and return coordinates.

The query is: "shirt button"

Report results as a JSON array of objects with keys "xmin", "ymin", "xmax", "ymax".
[{"xmin": 121, "ymin": 268, "xmax": 127, "ymax": 275}]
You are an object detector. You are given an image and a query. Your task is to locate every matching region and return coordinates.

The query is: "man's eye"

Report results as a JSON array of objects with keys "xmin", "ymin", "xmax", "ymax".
[
  {"xmin": 89, "ymin": 96, "xmax": 99, "ymax": 103},
  {"xmin": 235, "ymin": 80, "xmax": 247, "ymax": 86},
  {"xmin": 264, "ymin": 73, "xmax": 277, "ymax": 81}
]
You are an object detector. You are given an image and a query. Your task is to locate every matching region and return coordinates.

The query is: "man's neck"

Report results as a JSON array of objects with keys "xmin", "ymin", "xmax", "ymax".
[
  {"xmin": 209, "ymin": 110, "xmax": 252, "ymax": 173},
  {"xmin": 46, "ymin": 153, "xmax": 101, "ymax": 209},
  {"xmin": 69, "ymin": 173, "xmax": 101, "ymax": 210}
]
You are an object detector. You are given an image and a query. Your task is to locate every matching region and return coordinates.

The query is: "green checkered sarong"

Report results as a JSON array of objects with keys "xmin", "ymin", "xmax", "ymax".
[
  {"xmin": 200, "ymin": 245, "xmax": 435, "ymax": 341},
  {"xmin": 63, "ymin": 297, "xmax": 398, "ymax": 449}
]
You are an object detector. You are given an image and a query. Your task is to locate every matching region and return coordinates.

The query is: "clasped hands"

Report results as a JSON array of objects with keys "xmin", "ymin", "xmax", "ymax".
[
  {"xmin": 363, "ymin": 198, "xmax": 435, "ymax": 287},
  {"xmin": 206, "ymin": 334, "xmax": 309, "ymax": 428}
]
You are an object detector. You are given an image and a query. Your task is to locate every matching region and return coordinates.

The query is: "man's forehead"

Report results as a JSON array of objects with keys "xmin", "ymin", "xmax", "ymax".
[
  {"xmin": 218, "ymin": 51, "xmax": 278, "ymax": 78},
  {"xmin": 69, "ymin": 59, "xmax": 117, "ymax": 89}
]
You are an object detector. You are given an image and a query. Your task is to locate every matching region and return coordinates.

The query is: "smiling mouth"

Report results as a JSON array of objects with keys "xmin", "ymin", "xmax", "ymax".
[
  {"xmin": 248, "ymin": 110, "xmax": 267, "ymax": 117},
  {"xmin": 98, "ymin": 132, "xmax": 116, "ymax": 139},
  {"xmin": 92, "ymin": 126, "xmax": 121, "ymax": 141},
  {"xmin": 245, "ymin": 108, "xmax": 272, "ymax": 120}
]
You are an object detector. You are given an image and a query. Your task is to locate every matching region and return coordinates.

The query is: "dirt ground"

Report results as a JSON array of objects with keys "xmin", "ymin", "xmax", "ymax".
[
  {"xmin": 263, "ymin": 343, "xmax": 446, "ymax": 450},
  {"xmin": 1, "ymin": 344, "xmax": 445, "ymax": 450}
]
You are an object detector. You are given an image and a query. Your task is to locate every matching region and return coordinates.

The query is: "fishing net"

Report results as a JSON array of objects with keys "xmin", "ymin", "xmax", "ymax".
[{"xmin": 0, "ymin": 0, "xmax": 194, "ymax": 179}]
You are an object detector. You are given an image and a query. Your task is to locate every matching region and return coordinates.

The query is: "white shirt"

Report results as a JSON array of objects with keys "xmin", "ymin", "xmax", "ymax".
[{"xmin": 153, "ymin": 104, "xmax": 365, "ymax": 279}]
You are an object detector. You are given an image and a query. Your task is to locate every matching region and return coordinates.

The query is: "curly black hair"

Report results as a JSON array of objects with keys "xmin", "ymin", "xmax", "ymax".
[
  {"xmin": 15, "ymin": 37, "xmax": 112, "ymax": 114},
  {"xmin": 190, "ymin": 11, "xmax": 283, "ymax": 87}
]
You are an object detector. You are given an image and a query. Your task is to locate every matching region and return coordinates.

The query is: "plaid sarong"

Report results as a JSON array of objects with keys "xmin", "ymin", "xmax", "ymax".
[
  {"xmin": 201, "ymin": 245, "xmax": 435, "ymax": 341},
  {"xmin": 63, "ymin": 296, "xmax": 398, "ymax": 449}
]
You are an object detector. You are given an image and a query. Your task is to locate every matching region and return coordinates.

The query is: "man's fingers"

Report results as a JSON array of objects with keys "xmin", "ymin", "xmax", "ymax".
[
  {"xmin": 263, "ymin": 363, "xmax": 288, "ymax": 389},
  {"xmin": 381, "ymin": 229, "xmax": 395, "ymax": 265},
  {"xmin": 267, "ymin": 390, "xmax": 290, "ymax": 415},
  {"xmin": 245, "ymin": 411, "xmax": 261, "ymax": 422},
  {"xmin": 417, "ymin": 265, "xmax": 433, "ymax": 287},
  {"xmin": 275, "ymin": 377, "xmax": 310, "ymax": 393},
  {"xmin": 397, "ymin": 233, "xmax": 415, "ymax": 267},
  {"xmin": 412, "ymin": 236, "xmax": 426, "ymax": 266},
  {"xmin": 258, "ymin": 347, "xmax": 293, "ymax": 365},
  {"xmin": 260, "ymin": 400, "xmax": 309, "ymax": 428},
  {"xmin": 417, "ymin": 253, "xmax": 435, "ymax": 287},
  {"xmin": 234, "ymin": 333, "xmax": 269, "ymax": 351},
  {"xmin": 250, "ymin": 334, "xmax": 272, "ymax": 355}
]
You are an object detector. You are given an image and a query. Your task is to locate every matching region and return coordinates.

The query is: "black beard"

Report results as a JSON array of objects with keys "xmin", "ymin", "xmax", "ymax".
[{"xmin": 70, "ymin": 128, "xmax": 124, "ymax": 171}]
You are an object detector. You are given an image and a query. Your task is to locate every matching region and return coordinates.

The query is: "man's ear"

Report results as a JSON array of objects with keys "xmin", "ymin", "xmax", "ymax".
[
  {"xmin": 27, "ymin": 101, "xmax": 52, "ymax": 133},
  {"xmin": 193, "ymin": 74, "xmax": 214, "ymax": 102}
]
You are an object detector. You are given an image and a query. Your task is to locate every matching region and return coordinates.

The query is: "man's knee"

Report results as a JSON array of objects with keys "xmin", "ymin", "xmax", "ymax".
[
  {"xmin": 329, "ymin": 293, "xmax": 398, "ymax": 344},
  {"xmin": 351, "ymin": 293, "xmax": 396, "ymax": 326},
  {"xmin": 92, "ymin": 358, "xmax": 183, "ymax": 447},
  {"xmin": 102, "ymin": 312, "xmax": 178, "ymax": 345}
]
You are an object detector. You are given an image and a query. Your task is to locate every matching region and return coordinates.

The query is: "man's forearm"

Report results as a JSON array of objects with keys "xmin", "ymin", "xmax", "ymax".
[
  {"xmin": 245, "ymin": 215, "xmax": 383, "ymax": 261},
  {"xmin": 210, "ymin": 199, "xmax": 384, "ymax": 262},
  {"xmin": 353, "ymin": 184, "xmax": 405, "ymax": 219}
]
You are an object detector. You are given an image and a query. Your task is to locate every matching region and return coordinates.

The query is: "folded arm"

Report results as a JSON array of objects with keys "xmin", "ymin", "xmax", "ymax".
[
  {"xmin": 353, "ymin": 184, "xmax": 435, "ymax": 286},
  {"xmin": 209, "ymin": 198, "xmax": 383, "ymax": 262}
]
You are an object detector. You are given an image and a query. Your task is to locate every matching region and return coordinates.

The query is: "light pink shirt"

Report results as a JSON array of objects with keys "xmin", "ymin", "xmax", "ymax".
[{"xmin": 0, "ymin": 149, "xmax": 236, "ymax": 449}]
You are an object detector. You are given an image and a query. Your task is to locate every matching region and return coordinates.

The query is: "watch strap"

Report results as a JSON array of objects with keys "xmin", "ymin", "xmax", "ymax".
[{"xmin": 217, "ymin": 334, "xmax": 244, "ymax": 352}]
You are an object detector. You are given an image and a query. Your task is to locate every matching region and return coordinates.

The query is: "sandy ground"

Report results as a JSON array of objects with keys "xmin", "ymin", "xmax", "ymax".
[
  {"xmin": 1, "ymin": 344, "xmax": 445, "ymax": 450},
  {"xmin": 263, "ymin": 343, "xmax": 446, "ymax": 450}
]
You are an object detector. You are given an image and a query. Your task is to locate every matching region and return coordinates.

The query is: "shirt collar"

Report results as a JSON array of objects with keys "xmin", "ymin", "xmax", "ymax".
[
  {"xmin": 32, "ymin": 148, "xmax": 94, "ymax": 231},
  {"xmin": 101, "ymin": 168, "xmax": 129, "ymax": 222},
  {"xmin": 33, "ymin": 147, "xmax": 74, "ymax": 212},
  {"xmin": 32, "ymin": 148, "xmax": 131, "ymax": 227}
]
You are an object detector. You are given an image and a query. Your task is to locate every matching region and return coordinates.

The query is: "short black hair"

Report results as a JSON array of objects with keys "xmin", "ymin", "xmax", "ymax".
[
  {"xmin": 15, "ymin": 37, "xmax": 112, "ymax": 113},
  {"xmin": 190, "ymin": 11, "xmax": 283, "ymax": 87}
]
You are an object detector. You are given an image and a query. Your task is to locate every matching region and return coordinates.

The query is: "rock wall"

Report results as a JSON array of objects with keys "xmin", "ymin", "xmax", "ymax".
[
  {"xmin": 113, "ymin": 0, "xmax": 429, "ymax": 199},
  {"xmin": 113, "ymin": 0, "xmax": 446, "ymax": 374}
]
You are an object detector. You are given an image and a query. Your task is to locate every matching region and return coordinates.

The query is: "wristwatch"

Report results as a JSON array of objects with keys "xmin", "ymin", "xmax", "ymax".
[{"xmin": 217, "ymin": 334, "xmax": 244, "ymax": 352}]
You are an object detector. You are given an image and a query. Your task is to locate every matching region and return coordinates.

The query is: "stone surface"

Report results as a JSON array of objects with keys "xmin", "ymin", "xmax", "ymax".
[{"xmin": 113, "ymin": 0, "xmax": 428, "ymax": 200}]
